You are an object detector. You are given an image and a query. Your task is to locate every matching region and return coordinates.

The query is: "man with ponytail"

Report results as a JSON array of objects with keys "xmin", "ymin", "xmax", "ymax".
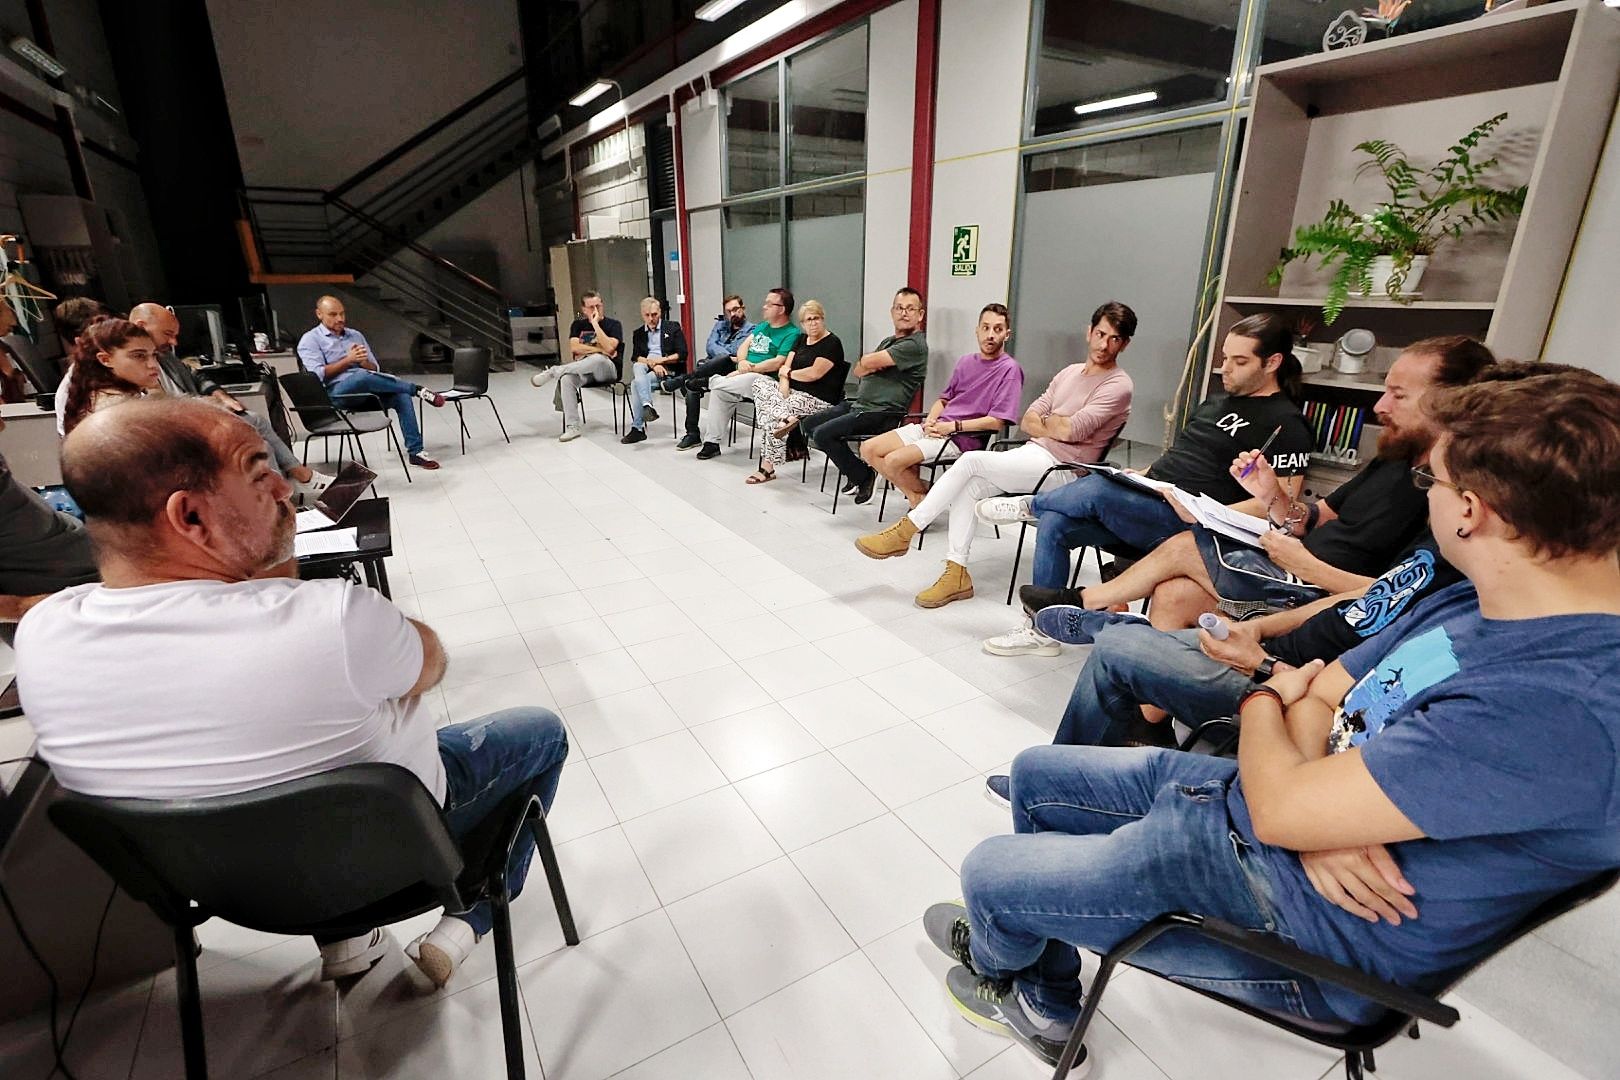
[{"xmin": 980, "ymin": 313, "xmax": 1315, "ymax": 657}]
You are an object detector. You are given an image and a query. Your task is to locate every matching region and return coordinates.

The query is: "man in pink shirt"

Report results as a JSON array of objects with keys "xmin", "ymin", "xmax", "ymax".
[
  {"xmin": 855, "ymin": 301, "xmax": 1136, "ymax": 610},
  {"xmin": 860, "ymin": 304, "xmax": 1025, "ymax": 509}
]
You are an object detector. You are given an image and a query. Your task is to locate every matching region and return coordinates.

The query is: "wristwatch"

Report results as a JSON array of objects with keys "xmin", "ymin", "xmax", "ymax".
[{"xmin": 1252, "ymin": 656, "xmax": 1279, "ymax": 681}]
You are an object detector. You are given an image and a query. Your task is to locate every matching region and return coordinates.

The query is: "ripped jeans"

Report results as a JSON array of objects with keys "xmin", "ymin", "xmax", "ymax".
[{"xmin": 437, "ymin": 707, "xmax": 569, "ymax": 936}]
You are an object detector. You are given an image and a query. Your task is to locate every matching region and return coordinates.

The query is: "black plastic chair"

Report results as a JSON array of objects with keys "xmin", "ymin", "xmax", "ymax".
[
  {"xmin": 1001, "ymin": 435, "xmax": 1131, "ymax": 604},
  {"xmin": 416, "ymin": 347, "xmax": 510, "ymax": 455},
  {"xmin": 1049, "ymin": 869, "xmax": 1620, "ymax": 1080},
  {"xmin": 47, "ymin": 763, "xmax": 579, "ymax": 1080},
  {"xmin": 818, "ymin": 410, "xmax": 914, "ymax": 514},
  {"xmin": 279, "ymin": 371, "xmax": 412, "ymax": 482}
]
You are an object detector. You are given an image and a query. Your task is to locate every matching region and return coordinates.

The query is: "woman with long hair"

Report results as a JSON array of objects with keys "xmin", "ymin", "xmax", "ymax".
[{"xmin": 61, "ymin": 317, "xmax": 161, "ymax": 434}]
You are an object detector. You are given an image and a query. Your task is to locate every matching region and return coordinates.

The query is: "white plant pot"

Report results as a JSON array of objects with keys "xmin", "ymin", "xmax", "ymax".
[{"xmin": 1360, "ymin": 254, "xmax": 1428, "ymax": 298}]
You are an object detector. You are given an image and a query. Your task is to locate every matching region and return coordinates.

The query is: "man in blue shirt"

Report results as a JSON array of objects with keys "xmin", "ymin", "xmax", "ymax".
[
  {"xmin": 671, "ymin": 293, "xmax": 754, "ymax": 451},
  {"xmin": 296, "ymin": 296, "xmax": 446, "ymax": 470},
  {"xmin": 923, "ymin": 371, "xmax": 1620, "ymax": 1071}
]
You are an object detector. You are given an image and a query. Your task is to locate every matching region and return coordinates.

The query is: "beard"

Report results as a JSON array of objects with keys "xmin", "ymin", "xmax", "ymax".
[{"xmin": 1377, "ymin": 423, "xmax": 1432, "ymax": 462}]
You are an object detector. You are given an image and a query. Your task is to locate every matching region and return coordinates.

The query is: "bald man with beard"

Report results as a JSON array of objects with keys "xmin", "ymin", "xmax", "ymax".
[
  {"xmin": 128, "ymin": 302, "xmax": 335, "ymax": 506},
  {"xmin": 15, "ymin": 398, "xmax": 569, "ymax": 985}
]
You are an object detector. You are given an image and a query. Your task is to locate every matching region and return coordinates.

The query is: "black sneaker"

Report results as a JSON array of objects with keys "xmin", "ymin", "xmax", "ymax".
[
  {"xmin": 983, "ymin": 774, "xmax": 1011, "ymax": 809},
  {"xmin": 659, "ymin": 376, "xmax": 684, "ymax": 393},
  {"xmin": 620, "ymin": 427, "xmax": 647, "ymax": 444},
  {"xmin": 676, "ymin": 433, "xmax": 702, "ymax": 451},
  {"xmin": 1019, "ymin": 584, "xmax": 1083, "ymax": 618},
  {"xmin": 643, "ymin": 404, "xmax": 660, "ymax": 424},
  {"xmin": 945, "ymin": 966, "xmax": 1082, "ymax": 1072},
  {"xmin": 852, "ymin": 473, "xmax": 877, "ymax": 505},
  {"xmin": 696, "ymin": 442, "xmax": 722, "ymax": 460},
  {"xmin": 923, "ymin": 902, "xmax": 975, "ymax": 970}
]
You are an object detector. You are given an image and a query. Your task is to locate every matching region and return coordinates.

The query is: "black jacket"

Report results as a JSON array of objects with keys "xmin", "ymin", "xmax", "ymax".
[
  {"xmin": 630, "ymin": 320, "xmax": 689, "ymax": 374},
  {"xmin": 157, "ymin": 350, "xmax": 222, "ymax": 398}
]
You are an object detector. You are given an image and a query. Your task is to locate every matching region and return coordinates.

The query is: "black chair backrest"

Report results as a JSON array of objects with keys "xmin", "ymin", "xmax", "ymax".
[
  {"xmin": 279, "ymin": 370, "xmax": 341, "ymax": 429},
  {"xmin": 48, "ymin": 763, "xmax": 465, "ymax": 933},
  {"xmin": 452, "ymin": 347, "xmax": 492, "ymax": 394}
]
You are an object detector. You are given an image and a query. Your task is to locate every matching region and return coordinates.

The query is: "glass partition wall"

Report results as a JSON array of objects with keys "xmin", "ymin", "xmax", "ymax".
[{"xmin": 710, "ymin": 24, "xmax": 870, "ymax": 350}]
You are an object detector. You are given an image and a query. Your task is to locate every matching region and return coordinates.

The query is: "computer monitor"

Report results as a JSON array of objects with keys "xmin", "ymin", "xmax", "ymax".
[{"xmin": 171, "ymin": 304, "xmax": 224, "ymax": 363}]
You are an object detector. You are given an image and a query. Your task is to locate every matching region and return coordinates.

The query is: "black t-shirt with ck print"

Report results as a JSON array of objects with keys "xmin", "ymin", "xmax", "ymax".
[{"xmin": 1146, "ymin": 393, "xmax": 1314, "ymax": 504}]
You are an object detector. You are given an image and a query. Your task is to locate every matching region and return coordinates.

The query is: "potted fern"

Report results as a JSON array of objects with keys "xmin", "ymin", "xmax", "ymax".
[{"xmin": 1267, "ymin": 112, "xmax": 1527, "ymax": 323}]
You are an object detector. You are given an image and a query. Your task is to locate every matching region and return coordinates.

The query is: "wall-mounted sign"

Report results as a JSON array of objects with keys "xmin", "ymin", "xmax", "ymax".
[{"xmin": 951, "ymin": 224, "xmax": 979, "ymax": 277}]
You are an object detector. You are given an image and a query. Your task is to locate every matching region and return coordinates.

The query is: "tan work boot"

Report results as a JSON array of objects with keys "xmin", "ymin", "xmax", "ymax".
[
  {"xmin": 855, "ymin": 516, "xmax": 919, "ymax": 559},
  {"xmin": 916, "ymin": 561, "xmax": 974, "ymax": 608}
]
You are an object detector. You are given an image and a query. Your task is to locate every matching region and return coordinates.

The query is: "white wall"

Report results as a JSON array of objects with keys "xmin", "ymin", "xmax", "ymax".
[
  {"xmin": 206, "ymin": 0, "xmax": 521, "ymax": 188},
  {"xmin": 680, "ymin": 95, "xmax": 724, "ymax": 324},
  {"xmin": 860, "ymin": 0, "xmax": 919, "ymax": 353},
  {"xmin": 1544, "ymin": 93, "xmax": 1620, "ymax": 378},
  {"xmin": 924, "ymin": 0, "xmax": 1031, "ymax": 394}
]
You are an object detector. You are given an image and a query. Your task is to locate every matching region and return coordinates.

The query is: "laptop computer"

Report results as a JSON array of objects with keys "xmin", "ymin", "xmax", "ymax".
[{"xmin": 294, "ymin": 461, "xmax": 377, "ymax": 531}]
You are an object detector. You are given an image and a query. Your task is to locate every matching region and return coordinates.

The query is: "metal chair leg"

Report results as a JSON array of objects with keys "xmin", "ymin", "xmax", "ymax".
[
  {"xmin": 455, "ymin": 402, "xmax": 468, "ymax": 455},
  {"xmin": 172, "ymin": 921, "xmax": 209, "ymax": 1080},
  {"xmin": 529, "ymin": 811, "xmax": 579, "ymax": 945},
  {"xmin": 385, "ymin": 424, "xmax": 411, "ymax": 483},
  {"xmin": 1006, "ymin": 523, "xmax": 1031, "ymax": 604},
  {"xmin": 487, "ymin": 397, "xmax": 511, "ymax": 443},
  {"xmin": 488, "ymin": 893, "xmax": 527, "ymax": 1080}
]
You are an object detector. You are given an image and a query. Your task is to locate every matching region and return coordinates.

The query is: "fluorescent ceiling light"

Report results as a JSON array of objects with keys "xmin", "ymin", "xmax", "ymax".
[
  {"xmin": 8, "ymin": 36, "xmax": 66, "ymax": 79},
  {"xmin": 1073, "ymin": 89, "xmax": 1158, "ymax": 117},
  {"xmin": 696, "ymin": 0, "xmax": 749, "ymax": 20},
  {"xmin": 568, "ymin": 79, "xmax": 614, "ymax": 107}
]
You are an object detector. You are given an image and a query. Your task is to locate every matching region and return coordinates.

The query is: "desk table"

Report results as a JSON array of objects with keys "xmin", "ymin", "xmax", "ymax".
[{"xmin": 296, "ymin": 497, "xmax": 393, "ymax": 597}]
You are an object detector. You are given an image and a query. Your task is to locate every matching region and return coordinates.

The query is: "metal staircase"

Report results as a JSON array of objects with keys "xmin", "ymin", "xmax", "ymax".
[{"xmin": 237, "ymin": 69, "xmax": 536, "ymax": 364}]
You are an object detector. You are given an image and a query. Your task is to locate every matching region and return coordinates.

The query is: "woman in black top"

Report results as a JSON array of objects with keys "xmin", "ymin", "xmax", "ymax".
[{"xmin": 747, "ymin": 300, "xmax": 847, "ymax": 483}]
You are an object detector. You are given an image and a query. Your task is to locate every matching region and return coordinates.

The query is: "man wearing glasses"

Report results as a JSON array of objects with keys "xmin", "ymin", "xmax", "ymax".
[
  {"xmin": 694, "ymin": 288, "xmax": 800, "ymax": 460},
  {"xmin": 800, "ymin": 287, "xmax": 930, "ymax": 502},
  {"xmin": 672, "ymin": 294, "xmax": 755, "ymax": 451}
]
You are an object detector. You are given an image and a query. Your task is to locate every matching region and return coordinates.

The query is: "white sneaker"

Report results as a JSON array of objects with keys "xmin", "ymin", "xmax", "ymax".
[
  {"xmin": 408, "ymin": 916, "xmax": 480, "ymax": 988},
  {"xmin": 530, "ymin": 367, "xmax": 558, "ymax": 388},
  {"xmin": 983, "ymin": 624, "xmax": 1061, "ymax": 657},
  {"xmin": 975, "ymin": 495, "xmax": 1038, "ymax": 526},
  {"xmin": 317, "ymin": 927, "xmax": 391, "ymax": 980},
  {"xmin": 291, "ymin": 469, "xmax": 335, "ymax": 508},
  {"xmin": 559, "ymin": 426, "xmax": 583, "ymax": 442}
]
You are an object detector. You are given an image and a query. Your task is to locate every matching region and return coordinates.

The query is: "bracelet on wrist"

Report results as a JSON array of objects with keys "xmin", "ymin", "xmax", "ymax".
[{"xmin": 1238, "ymin": 685, "xmax": 1285, "ymax": 713}]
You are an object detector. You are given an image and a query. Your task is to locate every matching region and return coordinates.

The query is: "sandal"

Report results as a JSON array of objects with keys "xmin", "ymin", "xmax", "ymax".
[{"xmin": 746, "ymin": 469, "xmax": 777, "ymax": 485}]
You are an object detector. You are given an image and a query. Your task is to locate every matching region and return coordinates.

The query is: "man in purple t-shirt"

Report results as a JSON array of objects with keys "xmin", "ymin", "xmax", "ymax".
[{"xmin": 860, "ymin": 303, "xmax": 1024, "ymax": 510}]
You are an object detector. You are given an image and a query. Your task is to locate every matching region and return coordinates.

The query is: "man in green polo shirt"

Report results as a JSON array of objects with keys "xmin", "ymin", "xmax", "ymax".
[
  {"xmin": 695, "ymin": 287, "xmax": 802, "ymax": 460},
  {"xmin": 800, "ymin": 286, "xmax": 929, "ymax": 503}
]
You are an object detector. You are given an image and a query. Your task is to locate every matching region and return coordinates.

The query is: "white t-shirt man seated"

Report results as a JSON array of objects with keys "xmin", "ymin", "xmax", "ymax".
[{"xmin": 16, "ymin": 397, "xmax": 567, "ymax": 987}]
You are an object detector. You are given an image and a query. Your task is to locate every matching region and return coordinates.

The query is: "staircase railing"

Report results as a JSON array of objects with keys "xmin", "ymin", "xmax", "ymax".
[{"xmin": 239, "ymin": 186, "xmax": 513, "ymax": 361}]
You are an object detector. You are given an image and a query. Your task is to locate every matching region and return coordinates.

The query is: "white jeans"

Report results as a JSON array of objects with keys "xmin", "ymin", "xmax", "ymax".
[
  {"xmin": 894, "ymin": 422, "xmax": 962, "ymax": 465},
  {"xmin": 700, "ymin": 371, "xmax": 766, "ymax": 444},
  {"xmin": 907, "ymin": 442, "xmax": 1070, "ymax": 566}
]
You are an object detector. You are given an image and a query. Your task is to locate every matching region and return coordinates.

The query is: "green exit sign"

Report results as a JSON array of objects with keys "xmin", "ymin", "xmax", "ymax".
[{"xmin": 951, "ymin": 224, "xmax": 978, "ymax": 277}]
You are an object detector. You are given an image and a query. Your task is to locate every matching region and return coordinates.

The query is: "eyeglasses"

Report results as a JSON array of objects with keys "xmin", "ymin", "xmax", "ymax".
[
  {"xmin": 891, "ymin": 304, "xmax": 922, "ymax": 315},
  {"xmin": 1410, "ymin": 465, "xmax": 1463, "ymax": 494}
]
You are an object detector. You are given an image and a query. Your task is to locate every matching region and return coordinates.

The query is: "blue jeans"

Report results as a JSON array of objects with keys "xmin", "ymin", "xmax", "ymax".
[
  {"xmin": 327, "ymin": 369, "xmax": 426, "ymax": 455},
  {"xmin": 1057, "ymin": 614, "xmax": 1253, "ymax": 746},
  {"xmin": 437, "ymin": 707, "xmax": 569, "ymax": 936},
  {"xmin": 1029, "ymin": 475, "xmax": 1190, "ymax": 589},
  {"xmin": 961, "ymin": 746, "xmax": 1344, "ymax": 1027},
  {"xmin": 629, "ymin": 362, "xmax": 663, "ymax": 429}
]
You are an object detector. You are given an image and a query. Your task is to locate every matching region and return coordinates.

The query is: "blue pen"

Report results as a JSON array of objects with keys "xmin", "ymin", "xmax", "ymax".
[{"xmin": 1239, "ymin": 425, "xmax": 1283, "ymax": 479}]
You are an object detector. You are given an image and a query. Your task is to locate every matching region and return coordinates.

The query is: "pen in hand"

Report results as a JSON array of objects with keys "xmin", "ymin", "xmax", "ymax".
[{"xmin": 1240, "ymin": 425, "xmax": 1284, "ymax": 479}]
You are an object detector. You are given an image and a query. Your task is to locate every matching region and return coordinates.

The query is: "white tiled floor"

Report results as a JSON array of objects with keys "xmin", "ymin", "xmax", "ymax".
[{"xmin": 0, "ymin": 371, "xmax": 1604, "ymax": 1078}]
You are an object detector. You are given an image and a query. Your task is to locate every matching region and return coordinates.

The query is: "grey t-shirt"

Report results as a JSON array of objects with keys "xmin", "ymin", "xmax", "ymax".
[{"xmin": 0, "ymin": 451, "xmax": 97, "ymax": 596}]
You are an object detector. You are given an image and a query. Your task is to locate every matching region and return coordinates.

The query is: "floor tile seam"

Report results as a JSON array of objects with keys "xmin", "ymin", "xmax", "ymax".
[
  {"xmin": 121, "ymin": 973, "xmax": 161, "ymax": 1080},
  {"xmin": 615, "ymin": 783, "xmax": 788, "ymax": 907},
  {"xmin": 861, "ymin": 942, "xmax": 980, "ymax": 1080}
]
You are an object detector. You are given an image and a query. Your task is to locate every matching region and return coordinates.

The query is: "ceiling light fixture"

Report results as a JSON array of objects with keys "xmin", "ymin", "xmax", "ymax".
[
  {"xmin": 8, "ymin": 36, "xmax": 66, "ymax": 79},
  {"xmin": 1073, "ymin": 89, "xmax": 1159, "ymax": 116},
  {"xmin": 696, "ymin": 0, "xmax": 749, "ymax": 20},
  {"xmin": 568, "ymin": 79, "xmax": 614, "ymax": 107}
]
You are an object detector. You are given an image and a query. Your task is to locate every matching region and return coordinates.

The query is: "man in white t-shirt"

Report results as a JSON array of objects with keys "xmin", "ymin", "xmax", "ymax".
[{"xmin": 14, "ymin": 397, "xmax": 568, "ymax": 987}]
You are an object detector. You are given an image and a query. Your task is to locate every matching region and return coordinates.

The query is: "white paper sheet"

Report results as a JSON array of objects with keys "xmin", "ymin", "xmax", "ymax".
[
  {"xmin": 295, "ymin": 508, "xmax": 335, "ymax": 533},
  {"xmin": 295, "ymin": 528, "xmax": 359, "ymax": 557}
]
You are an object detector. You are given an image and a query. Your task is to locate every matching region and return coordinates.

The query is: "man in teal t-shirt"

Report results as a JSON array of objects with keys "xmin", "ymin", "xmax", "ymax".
[
  {"xmin": 695, "ymin": 286, "xmax": 802, "ymax": 459},
  {"xmin": 800, "ymin": 286, "xmax": 929, "ymax": 503}
]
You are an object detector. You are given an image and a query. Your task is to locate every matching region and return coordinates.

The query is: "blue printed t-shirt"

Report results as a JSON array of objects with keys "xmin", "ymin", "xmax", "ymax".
[{"xmin": 1230, "ymin": 581, "xmax": 1620, "ymax": 1023}]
